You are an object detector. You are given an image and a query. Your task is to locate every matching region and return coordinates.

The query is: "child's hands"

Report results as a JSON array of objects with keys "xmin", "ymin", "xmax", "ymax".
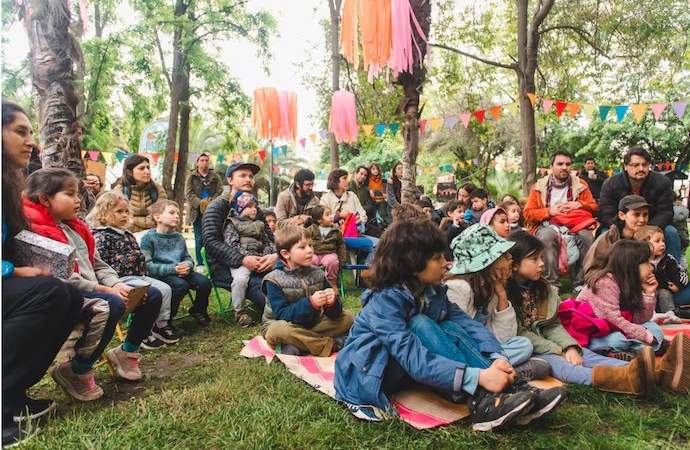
[
  {"xmin": 322, "ymin": 288, "xmax": 337, "ymax": 307},
  {"xmin": 13, "ymin": 266, "xmax": 50, "ymax": 277},
  {"xmin": 478, "ymin": 359, "xmax": 516, "ymax": 393},
  {"xmin": 564, "ymin": 347, "xmax": 583, "ymax": 366},
  {"xmin": 109, "ymin": 283, "xmax": 132, "ymax": 306},
  {"xmin": 242, "ymin": 255, "xmax": 261, "ymax": 271},
  {"xmin": 309, "ymin": 291, "xmax": 329, "ymax": 309},
  {"xmin": 175, "ymin": 263, "xmax": 190, "ymax": 276},
  {"xmin": 642, "ymin": 273, "xmax": 659, "ymax": 294},
  {"xmin": 669, "ymin": 282, "xmax": 680, "ymax": 293}
]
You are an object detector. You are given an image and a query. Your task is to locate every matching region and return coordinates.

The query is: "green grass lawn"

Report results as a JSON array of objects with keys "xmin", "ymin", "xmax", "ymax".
[{"xmin": 22, "ymin": 283, "xmax": 690, "ymax": 450}]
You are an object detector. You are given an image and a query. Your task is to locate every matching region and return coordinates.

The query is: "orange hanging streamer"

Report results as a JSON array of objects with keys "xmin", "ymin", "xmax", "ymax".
[
  {"xmin": 340, "ymin": 0, "xmax": 359, "ymax": 70},
  {"xmin": 341, "ymin": 0, "xmax": 392, "ymax": 80},
  {"xmin": 251, "ymin": 87, "xmax": 281, "ymax": 140}
]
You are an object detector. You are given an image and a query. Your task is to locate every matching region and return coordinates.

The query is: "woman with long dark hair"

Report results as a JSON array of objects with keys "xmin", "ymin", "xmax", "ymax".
[
  {"xmin": 113, "ymin": 154, "xmax": 168, "ymax": 233},
  {"xmin": 386, "ymin": 161, "xmax": 403, "ymax": 213},
  {"xmin": 2, "ymin": 101, "xmax": 83, "ymax": 446}
]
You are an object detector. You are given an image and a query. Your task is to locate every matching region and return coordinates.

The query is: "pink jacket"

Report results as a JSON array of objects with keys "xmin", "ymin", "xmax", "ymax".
[{"xmin": 576, "ymin": 274, "xmax": 656, "ymax": 344}]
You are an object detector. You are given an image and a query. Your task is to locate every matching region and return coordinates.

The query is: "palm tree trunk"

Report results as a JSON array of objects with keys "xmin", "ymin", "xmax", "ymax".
[{"xmin": 24, "ymin": 0, "xmax": 85, "ymax": 177}]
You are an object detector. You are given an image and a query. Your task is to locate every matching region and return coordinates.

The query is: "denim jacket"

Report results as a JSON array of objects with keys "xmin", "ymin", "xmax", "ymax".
[{"xmin": 334, "ymin": 284, "xmax": 503, "ymax": 411}]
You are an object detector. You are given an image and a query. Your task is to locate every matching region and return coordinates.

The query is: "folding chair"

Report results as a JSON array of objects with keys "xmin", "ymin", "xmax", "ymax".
[
  {"xmin": 201, "ymin": 247, "xmax": 233, "ymax": 321},
  {"xmin": 337, "ymin": 263, "xmax": 369, "ymax": 299}
]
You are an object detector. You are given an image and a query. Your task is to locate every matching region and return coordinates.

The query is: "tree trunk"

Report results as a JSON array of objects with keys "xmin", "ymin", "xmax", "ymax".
[
  {"xmin": 161, "ymin": 0, "xmax": 188, "ymax": 196},
  {"xmin": 94, "ymin": 2, "xmax": 104, "ymax": 38},
  {"xmin": 24, "ymin": 0, "xmax": 85, "ymax": 178},
  {"xmin": 172, "ymin": 66, "xmax": 191, "ymax": 207},
  {"xmin": 328, "ymin": 0, "xmax": 342, "ymax": 169}
]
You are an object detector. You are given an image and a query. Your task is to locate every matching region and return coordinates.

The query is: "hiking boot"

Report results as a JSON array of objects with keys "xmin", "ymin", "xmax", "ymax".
[
  {"xmin": 592, "ymin": 346, "xmax": 655, "ymax": 397},
  {"xmin": 12, "ymin": 397, "xmax": 56, "ymax": 423},
  {"xmin": 151, "ymin": 324, "xmax": 181, "ymax": 344},
  {"xmin": 513, "ymin": 385, "xmax": 566, "ymax": 425},
  {"xmin": 51, "ymin": 361, "xmax": 103, "ymax": 402},
  {"xmin": 658, "ymin": 334, "xmax": 690, "ymax": 394},
  {"xmin": 189, "ymin": 308, "xmax": 211, "ymax": 327},
  {"xmin": 2, "ymin": 422, "xmax": 37, "ymax": 448},
  {"xmin": 140, "ymin": 335, "xmax": 166, "ymax": 350},
  {"xmin": 515, "ymin": 357, "xmax": 550, "ymax": 381},
  {"xmin": 107, "ymin": 347, "xmax": 143, "ymax": 382},
  {"xmin": 235, "ymin": 311, "xmax": 256, "ymax": 329},
  {"xmin": 469, "ymin": 388, "xmax": 534, "ymax": 432}
]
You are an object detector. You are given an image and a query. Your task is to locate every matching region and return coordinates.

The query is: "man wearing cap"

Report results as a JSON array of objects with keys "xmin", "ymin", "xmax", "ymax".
[
  {"xmin": 185, "ymin": 153, "xmax": 222, "ymax": 265},
  {"xmin": 598, "ymin": 146, "xmax": 681, "ymax": 260},
  {"xmin": 202, "ymin": 162, "xmax": 277, "ymax": 325},
  {"xmin": 275, "ymin": 168, "xmax": 320, "ymax": 227},
  {"xmin": 523, "ymin": 151, "xmax": 598, "ymax": 288}
]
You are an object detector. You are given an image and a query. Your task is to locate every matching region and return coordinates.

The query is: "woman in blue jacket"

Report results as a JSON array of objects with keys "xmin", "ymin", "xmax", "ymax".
[{"xmin": 334, "ymin": 218, "xmax": 565, "ymax": 431}]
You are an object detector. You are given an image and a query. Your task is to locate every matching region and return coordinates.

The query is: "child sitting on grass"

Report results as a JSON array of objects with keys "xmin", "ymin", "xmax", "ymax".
[
  {"xmin": 464, "ymin": 188, "xmax": 490, "ymax": 225},
  {"xmin": 479, "ymin": 207, "xmax": 510, "ymax": 238},
  {"xmin": 261, "ymin": 225, "xmax": 353, "ymax": 356},
  {"xmin": 87, "ymin": 191, "xmax": 181, "ymax": 348},
  {"xmin": 334, "ymin": 219, "xmax": 565, "ymax": 431},
  {"xmin": 306, "ymin": 206, "xmax": 347, "ymax": 289},
  {"xmin": 507, "ymin": 231, "xmax": 654, "ymax": 396},
  {"xmin": 223, "ymin": 192, "xmax": 275, "ymax": 328},
  {"xmin": 141, "ymin": 199, "xmax": 211, "ymax": 327},
  {"xmin": 24, "ymin": 168, "xmax": 162, "ymax": 396},
  {"xmin": 633, "ymin": 225, "xmax": 687, "ymax": 323}
]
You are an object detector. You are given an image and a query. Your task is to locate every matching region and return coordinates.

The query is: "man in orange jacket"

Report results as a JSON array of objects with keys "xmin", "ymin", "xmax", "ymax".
[{"xmin": 523, "ymin": 151, "xmax": 598, "ymax": 289}]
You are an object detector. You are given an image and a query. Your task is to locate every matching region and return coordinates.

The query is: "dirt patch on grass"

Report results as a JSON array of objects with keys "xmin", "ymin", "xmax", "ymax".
[{"xmin": 146, "ymin": 352, "xmax": 206, "ymax": 379}]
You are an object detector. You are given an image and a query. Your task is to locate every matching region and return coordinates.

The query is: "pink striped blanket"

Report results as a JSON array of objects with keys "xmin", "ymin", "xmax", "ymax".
[
  {"xmin": 240, "ymin": 336, "xmax": 563, "ymax": 429},
  {"xmin": 661, "ymin": 320, "xmax": 690, "ymax": 341}
]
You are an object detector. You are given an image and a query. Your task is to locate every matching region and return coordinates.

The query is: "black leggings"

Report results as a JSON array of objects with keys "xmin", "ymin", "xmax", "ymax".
[{"xmin": 2, "ymin": 276, "xmax": 83, "ymax": 424}]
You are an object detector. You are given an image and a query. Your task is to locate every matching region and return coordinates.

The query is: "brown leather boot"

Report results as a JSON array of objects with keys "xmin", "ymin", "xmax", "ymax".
[
  {"xmin": 657, "ymin": 334, "xmax": 690, "ymax": 394},
  {"xmin": 592, "ymin": 346, "xmax": 655, "ymax": 397}
]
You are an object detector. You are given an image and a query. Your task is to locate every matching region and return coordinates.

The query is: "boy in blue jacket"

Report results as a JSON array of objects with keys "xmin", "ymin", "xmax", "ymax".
[
  {"xmin": 334, "ymin": 219, "xmax": 565, "ymax": 431},
  {"xmin": 261, "ymin": 225, "xmax": 353, "ymax": 356}
]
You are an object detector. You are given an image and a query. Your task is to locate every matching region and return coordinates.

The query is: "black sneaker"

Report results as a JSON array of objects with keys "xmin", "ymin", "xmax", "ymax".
[
  {"xmin": 152, "ymin": 325, "xmax": 182, "ymax": 344},
  {"xmin": 235, "ymin": 311, "xmax": 256, "ymax": 329},
  {"xmin": 515, "ymin": 357, "xmax": 551, "ymax": 381},
  {"xmin": 2, "ymin": 422, "xmax": 37, "ymax": 448},
  {"xmin": 189, "ymin": 308, "xmax": 211, "ymax": 327},
  {"xmin": 277, "ymin": 344, "xmax": 303, "ymax": 356},
  {"xmin": 140, "ymin": 335, "xmax": 166, "ymax": 350},
  {"xmin": 469, "ymin": 388, "xmax": 534, "ymax": 432},
  {"xmin": 513, "ymin": 385, "xmax": 567, "ymax": 426},
  {"xmin": 12, "ymin": 398, "xmax": 56, "ymax": 423}
]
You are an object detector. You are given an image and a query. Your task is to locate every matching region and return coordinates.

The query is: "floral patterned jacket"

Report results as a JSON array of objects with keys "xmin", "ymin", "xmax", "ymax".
[{"xmin": 92, "ymin": 226, "xmax": 147, "ymax": 277}]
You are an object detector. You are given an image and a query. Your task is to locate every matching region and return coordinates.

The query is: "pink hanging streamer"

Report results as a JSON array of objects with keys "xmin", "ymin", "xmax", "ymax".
[
  {"xmin": 388, "ymin": 0, "xmax": 428, "ymax": 77},
  {"xmin": 329, "ymin": 91, "xmax": 359, "ymax": 144},
  {"xmin": 78, "ymin": 0, "xmax": 89, "ymax": 32}
]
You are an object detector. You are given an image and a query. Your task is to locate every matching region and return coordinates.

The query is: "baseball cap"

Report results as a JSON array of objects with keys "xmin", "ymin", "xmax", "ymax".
[
  {"xmin": 618, "ymin": 195, "xmax": 650, "ymax": 211},
  {"xmin": 226, "ymin": 162, "xmax": 260, "ymax": 178}
]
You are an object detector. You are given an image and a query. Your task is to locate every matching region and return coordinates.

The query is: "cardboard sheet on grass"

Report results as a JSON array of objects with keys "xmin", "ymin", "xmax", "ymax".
[
  {"xmin": 661, "ymin": 321, "xmax": 690, "ymax": 340},
  {"xmin": 241, "ymin": 336, "xmax": 563, "ymax": 429}
]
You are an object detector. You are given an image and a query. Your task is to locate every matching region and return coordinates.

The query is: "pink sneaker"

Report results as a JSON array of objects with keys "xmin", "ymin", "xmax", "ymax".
[
  {"xmin": 107, "ymin": 347, "xmax": 143, "ymax": 381},
  {"xmin": 51, "ymin": 361, "xmax": 104, "ymax": 401}
]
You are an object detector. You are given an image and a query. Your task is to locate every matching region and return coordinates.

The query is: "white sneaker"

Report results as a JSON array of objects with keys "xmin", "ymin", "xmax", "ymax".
[{"xmin": 665, "ymin": 310, "xmax": 684, "ymax": 324}]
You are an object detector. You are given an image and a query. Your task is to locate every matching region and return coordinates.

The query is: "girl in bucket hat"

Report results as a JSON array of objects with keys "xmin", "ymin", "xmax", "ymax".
[
  {"xmin": 479, "ymin": 207, "xmax": 510, "ymax": 238},
  {"xmin": 446, "ymin": 224, "xmax": 550, "ymax": 382}
]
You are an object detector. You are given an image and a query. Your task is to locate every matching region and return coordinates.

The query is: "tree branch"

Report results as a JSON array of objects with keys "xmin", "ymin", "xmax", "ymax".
[
  {"xmin": 539, "ymin": 24, "xmax": 610, "ymax": 58},
  {"xmin": 154, "ymin": 29, "xmax": 173, "ymax": 89},
  {"xmin": 531, "ymin": 0, "xmax": 555, "ymax": 31},
  {"xmin": 429, "ymin": 43, "xmax": 518, "ymax": 71}
]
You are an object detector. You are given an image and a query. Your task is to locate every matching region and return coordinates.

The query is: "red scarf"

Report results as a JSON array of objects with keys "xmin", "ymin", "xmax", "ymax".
[{"xmin": 22, "ymin": 197, "xmax": 95, "ymax": 273}]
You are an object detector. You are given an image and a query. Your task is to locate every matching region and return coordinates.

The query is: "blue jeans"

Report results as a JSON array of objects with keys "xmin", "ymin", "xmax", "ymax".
[
  {"xmin": 539, "ymin": 348, "xmax": 628, "ymax": 385},
  {"xmin": 673, "ymin": 285, "xmax": 690, "ymax": 307},
  {"xmin": 193, "ymin": 213, "xmax": 203, "ymax": 265},
  {"xmin": 344, "ymin": 235, "xmax": 378, "ymax": 264},
  {"xmin": 160, "ymin": 272, "xmax": 211, "ymax": 318},
  {"xmin": 502, "ymin": 336, "xmax": 533, "ymax": 367},
  {"xmin": 589, "ymin": 321, "xmax": 665, "ymax": 353},
  {"xmin": 664, "ymin": 225, "xmax": 682, "ymax": 261}
]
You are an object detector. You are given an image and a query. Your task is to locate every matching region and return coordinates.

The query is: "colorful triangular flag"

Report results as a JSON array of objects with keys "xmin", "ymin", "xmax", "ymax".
[
  {"xmin": 309, "ymin": 133, "xmax": 317, "ymax": 143},
  {"xmin": 444, "ymin": 116, "xmax": 459, "ymax": 129},
  {"xmin": 81, "ymin": 150, "xmax": 88, "ymax": 158},
  {"xmin": 318, "ymin": 130, "xmax": 328, "ymax": 140},
  {"xmin": 389, "ymin": 123, "xmax": 400, "ymax": 136},
  {"xmin": 418, "ymin": 119, "xmax": 427, "ymax": 135},
  {"xmin": 650, "ymin": 103, "xmax": 667, "ymax": 120},
  {"xmin": 554, "ymin": 101, "xmax": 568, "ymax": 118},
  {"xmin": 506, "ymin": 103, "xmax": 519, "ymax": 116},
  {"xmin": 671, "ymin": 101, "xmax": 687, "ymax": 119},
  {"xmin": 614, "ymin": 105, "xmax": 629, "ymax": 123},
  {"xmin": 362, "ymin": 124, "xmax": 374, "ymax": 136},
  {"xmin": 429, "ymin": 118, "xmax": 443, "ymax": 131},
  {"xmin": 473, "ymin": 110, "xmax": 485, "ymax": 124},
  {"xmin": 526, "ymin": 93, "xmax": 537, "ymax": 108},
  {"xmin": 630, "ymin": 104, "xmax": 648, "ymax": 123},
  {"xmin": 566, "ymin": 103, "xmax": 581, "ymax": 118},
  {"xmin": 299, "ymin": 138, "xmax": 306, "ymax": 148},
  {"xmin": 258, "ymin": 149, "xmax": 266, "ymax": 163},
  {"xmin": 374, "ymin": 123, "xmax": 387, "ymax": 136},
  {"xmin": 88, "ymin": 150, "xmax": 100, "ymax": 161},
  {"xmin": 582, "ymin": 104, "xmax": 596, "ymax": 118},
  {"xmin": 598, "ymin": 105, "xmax": 612, "ymax": 121},
  {"xmin": 459, "ymin": 112, "xmax": 471, "ymax": 128},
  {"xmin": 489, "ymin": 105, "xmax": 503, "ymax": 121},
  {"xmin": 542, "ymin": 99, "xmax": 554, "ymax": 114},
  {"xmin": 281, "ymin": 145, "xmax": 288, "ymax": 157}
]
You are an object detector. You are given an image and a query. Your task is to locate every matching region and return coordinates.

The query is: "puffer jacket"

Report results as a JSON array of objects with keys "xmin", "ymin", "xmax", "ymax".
[
  {"xmin": 113, "ymin": 182, "xmax": 168, "ymax": 233},
  {"xmin": 223, "ymin": 212, "xmax": 274, "ymax": 257},
  {"xmin": 523, "ymin": 174, "xmax": 598, "ymax": 232},
  {"xmin": 184, "ymin": 169, "xmax": 222, "ymax": 225},
  {"xmin": 274, "ymin": 184, "xmax": 320, "ymax": 227},
  {"xmin": 598, "ymin": 171, "xmax": 674, "ymax": 227},
  {"xmin": 334, "ymin": 284, "xmax": 503, "ymax": 411}
]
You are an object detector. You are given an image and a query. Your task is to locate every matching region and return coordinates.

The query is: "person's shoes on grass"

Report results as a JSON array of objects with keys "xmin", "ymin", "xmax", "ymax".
[
  {"xmin": 277, "ymin": 344, "xmax": 303, "ymax": 356},
  {"xmin": 11, "ymin": 397, "xmax": 55, "ymax": 423},
  {"xmin": 345, "ymin": 403, "xmax": 384, "ymax": 422},
  {"xmin": 151, "ymin": 324, "xmax": 182, "ymax": 344},
  {"xmin": 51, "ymin": 361, "xmax": 103, "ymax": 402},
  {"xmin": 107, "ymin": 346, "xmax": 143, "ymax": 382},
  {"xmin": 512, "ymin": 385, "xmax": 567, "ymax": 425},
  {"xmin": 189, "ymin": 308, "xmax": 211, "ymax": 327},
  {"xmin": 140, "ymin": 335, "xmax": 166, "ymax": 350},
  {"xmin": 469, "ymin": 388, "xmax": 533, "ymax": 432},
  {"xmin": 515, "ymin": 357, "xmax": 550, "ymax": 381},
  {"xmin": 235, "ymin": 311, "xmax": 256, "ymax": 328}
]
